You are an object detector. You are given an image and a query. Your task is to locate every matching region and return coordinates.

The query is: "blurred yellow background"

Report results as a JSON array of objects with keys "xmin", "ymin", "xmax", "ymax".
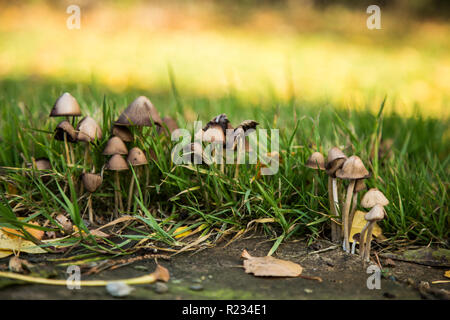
[{"xmin": 0, "ymin": 1, "xmax": 449, "ymax": 117}]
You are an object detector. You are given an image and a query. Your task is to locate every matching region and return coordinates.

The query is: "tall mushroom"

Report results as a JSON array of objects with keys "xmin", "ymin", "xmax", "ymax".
[
  {"xmin": 106, "ymin": 154, "xmax": 128, "ymax": 218},
  {"xmin": 359, "ymin": 188, "xmax": 389, "ymax": 259},
  {"xmin": 54, "ymin": 120, "xmax": 77, "ymax": 166},
  {"xmin": 233, "ymin": 120, "xmax": 259, "ymax": 178},
  {"xmin": 77, "ymin": 116, "xmax": 103, "ymax": 172},
  {"xmin": 325, "ymin": 147, "xmax": 347, "ymax": 243},
  {"xmin": 126, "ymin": 147, "xmax": 148, "ymax": 212},
  {"xmin": 336, "ymin": 155, "xmax": 370, "ymax": 252},
  {"xmin": 81, "ymin": 173, "xmax": 103, "ymax": 224},
  {"xmin": 305, "ymin": 151, "xmax": 326, "ymax": 195},
  {"xmin": 361, "ymin": 204, "xmax": 385, "ymax": 262},
  {"xmin": 50, "ymin": 93, "xmax": 82, "ymax": 166}
]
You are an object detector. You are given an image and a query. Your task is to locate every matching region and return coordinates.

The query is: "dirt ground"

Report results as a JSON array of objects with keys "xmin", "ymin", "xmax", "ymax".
[{"xmin": 0, "ymin": 236, "xmax": 449, "ymax": 300}]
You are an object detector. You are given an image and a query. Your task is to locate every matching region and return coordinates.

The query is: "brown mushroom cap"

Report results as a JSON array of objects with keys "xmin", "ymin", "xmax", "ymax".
[
  {"xmin": 76, "ymin": 116, "xmax": 102, "ymax": 143},
  {"xmin": 306, "ymin": 152, "xmax": 326, "ymax": 170},
  {"xmin": 336, "ymin": 155, "xmax": 370, "ymax": 180},
  {"xmin": 325, "ymin": 147, "xmax": 347, "ymax": 175},
  {"xmin": 203, "ymin": 124, "xmax": 225, "ymax": 144},
  {"xmin": 354, "ymin": 179, "xmax": 367, "ymax": 193},
  {"xmin": 361, "ymin": 188, "xmax": 389, "ymax": 208},
  {"xmin": 30, "ymin": 158, "xmax": 51, "ymax": 170},
  {"xmin": 127, "ymin": 147, "xmax": 148, "ymax": 166},
  {"xmin": 103, "ymin": 136, "xmax": 128, "ymax": 155},
  {"xmin": 364, "ymin": 204, "xmax": 385, "ymax": 221},
  {"xmin": 49, "ymin": 92, "xmax": 81, "ymax": 117},
  {"xmin": 106, "ymin": 154, "xmax": 129, "ymax": 171},
  {"xmin": 54, "ymin": 121, "xmax": 77, "ymax": 143},
  {"xmin": 115, "ymin": 96, "xmax": 162, "ymax": 127},
  {"xmin": 112, "ymin": 125, "xmax": 133, "ymax": 142},
  {"xmin": 203, "ymin": 114, "xmax": 231, "ymax": 134},
  {"xmin": 161, "ymin": 116, "xmax": 179, "ymax": 134},
  {"xmin": 82, "ymin": 173, "xmax": 103, "ymax": 193},
  {"xmin": 237, "ymin": 120, "xmax": 259, "ymax": 132}
]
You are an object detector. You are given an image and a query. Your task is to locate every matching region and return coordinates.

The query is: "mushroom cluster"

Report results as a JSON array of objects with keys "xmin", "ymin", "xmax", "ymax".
[{"xmin": 306, "ymin": 147, "xmax": 389, "ymax": 261}]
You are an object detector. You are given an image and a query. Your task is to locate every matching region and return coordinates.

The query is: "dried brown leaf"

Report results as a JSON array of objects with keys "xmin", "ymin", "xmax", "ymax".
[{"xmin": 241, "ymin": 249, "xmax": 302, "ymax": 277}]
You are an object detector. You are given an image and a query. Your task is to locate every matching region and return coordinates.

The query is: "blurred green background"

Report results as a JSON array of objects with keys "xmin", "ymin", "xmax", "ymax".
[{"xmin": 0, "ymin": 0, "xmax": 449, "ymax": 118}]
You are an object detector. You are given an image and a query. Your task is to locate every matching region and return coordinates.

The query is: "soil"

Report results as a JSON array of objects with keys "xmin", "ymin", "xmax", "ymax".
[{"xmin": 0, "ymin": 236, "xmax": 449, "ymax": 300}]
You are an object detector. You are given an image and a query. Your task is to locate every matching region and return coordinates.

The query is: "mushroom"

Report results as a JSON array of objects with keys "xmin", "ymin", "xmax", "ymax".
[
  {"xmin": 126, "ymin": 147, "xmax": 148, "ymax": 212},
  {"xmin": 233, "ymin": 120, "xmax": 259, "ymax": 178},
  {"xmin": 114, "ymin": 96, "xmax": 162, "ymax": 128},
  {"xmin": 325, "ymin": 147, "xmax": 347, "ymax": 243},
  {"xmin": 54, "ymin": 120, "xmax": 77, "ymax": 166},
  {"xmin": 347, "ymin": 178, "xmax": 367, "ymax": 236},
  {"xmin": 336, "ymin": 155, "xmax": 370, "ymax": 252},
  {"xmin": 81, "ymin": 173, "xmax": 103, "ymax": 224},
  {"xmin": 106, "ymin": 154, "xmax": 129, "ymax": 218},
  {"xmin": 359, "ymin": 188, "xmax": 389, "ymax": 259},
  {"xmin": 49, "ymin": 93, "xmax": 82, "ymax": 166},
  {"xmin": 305, "ymin": 151, "xmax": 325, "ymax": 195},
  {"xmin": 77, "ymin": 116, "xmax": 102, "ymax": 172},
  {"xmin": 112, "ymin": 125, "xmax": 133, "ymax": 143},
  {"xmin": 361, "ymin": 204, "xmax": 385, "ymax": 262},
  {"xmin": 203, "ymin": 123, "xmax": 227, "ymax": 173},
  {"xmin": 103, "ymin": 136, "xmax": 128, "ymax": 156},
  {"xmin": 27, "ymin": 157, "xmax": 51, "ymax": 182}
]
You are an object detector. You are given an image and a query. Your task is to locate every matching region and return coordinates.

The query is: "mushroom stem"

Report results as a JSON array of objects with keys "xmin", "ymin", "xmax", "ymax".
[
  {"xmin": 83, "ymin": 143, "xmax": 90, "ymax": 172},
  {"xmin": 359, "ymin": 221, "xmax": 370, "ymax": 258},
  {"xmin": 351, "ymin": 241, "xmax": 356, "ymax": 254},
  {"xmin": 343, "ymin": 179, "xmax": 355, "ymax": 252},
  {"xmin": 331, "ymin": 177, "xmax": 342, "ymax": 240},
  {"xmin": 63, "ymin": 132, "xmax": 71, "ymax": 166},
  {"xmin": 114, "ymin": 171, "xmax": 121, "ymax": 218},
  {"xmin": 348, "ymin": 192, "xmax": 358, "ymax": 232},
  {"xmin": 88, "ymin": 193, "xmax": 94, "ymax": 224},
  {"xmin": 363, "ymin": 222, "xmax": 375, "ymax": 262},
  {"xmin": 328, "ymin": 176, "xmax": 339, "ymax": 242}
]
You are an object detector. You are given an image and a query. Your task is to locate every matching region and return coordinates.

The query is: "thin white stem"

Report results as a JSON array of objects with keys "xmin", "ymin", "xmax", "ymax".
[
  {"xmin": 343, "ymin": 180, "xmax": 355, "ymax": 252},
  {"xmin": 364, "ymin": 223, "xmax": 375, "ymax": 262},
  {"xmin": 359, "ymin": 221, "xmax": 370, "ymax": 258}
]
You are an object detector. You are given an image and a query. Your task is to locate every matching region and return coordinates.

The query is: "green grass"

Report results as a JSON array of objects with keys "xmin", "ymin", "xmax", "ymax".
[{"xmin": 0, "ymin": 78, "xmax": 448, "ymax": 257}]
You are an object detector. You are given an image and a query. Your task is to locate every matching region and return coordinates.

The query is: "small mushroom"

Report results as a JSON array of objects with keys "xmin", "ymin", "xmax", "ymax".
[
  {"xmin": 158, "ymin": 116, "xmax": 179, "ymax": 136},
  {"xmin": 103, "ymin": 136, "xmax": 128, "ymax": 156},
  {"xmin": 361, "ymin": 204, "xmax": 385, "ymax": 262},
  {"xmin": 77, "ymin": 116, "xmax": 102, "ymax": 172},
  {"xmin": 27, "ymin": 157, "xmax": 51, "ymax": 182},
  {"xmin": 114, "ymin": 96, "xmax": 162, "ymax": 127},
  {"xmin": 336, "ymin": 155, "xmax": 370, "ymax": 252},
  {"xmin": 325, "ymin": 147, "xmax": 347, "ymax": 243},
  {"xmin": 81, "ymin": 173, "xmax": 103, "ymax": 223},
  {"xmin": 233, "ymin": 120, "xmax": 259, "ymax": 178},
  {"xmin": 306, "ymin": 151, "xmax": 325, "ymax": 195},
  {"xmin": 126, "ymin": 147, "xmax": 148, "ymax": 213},
  {"xmin": 106, "ymin": 154, "xmax": 129, "ymax": 218},
  {"xmin": 359, "ymin": 188, "xmax": 389, "ymax": 258}
]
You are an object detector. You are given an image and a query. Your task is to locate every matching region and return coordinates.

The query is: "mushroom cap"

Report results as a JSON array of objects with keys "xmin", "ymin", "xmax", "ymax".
[
  {"xmin": 203, "ymin": 114, "xmax": 230, "ymax": 134},
  {"xmin": 103, "ymin": 136, "xmax": 128, "ymax": 155},
  {"xmin": 352, "ymin": 233, "xmax": 361, "ymax": 242},
  {"xmin": 76, "ymin": 116, "xmax": 102, "ymax": 143},
  {"xmin": 361, "ymin": 188, "xmax": 389, "ymax": 208},
  {"xmin": 49, "ymin": 93, "xmax": 81, "ymax": 117},
  {"xmin": 81, "ymin": 173, "xmax": 102, "ymax": 193},
  {"xmin": 326, "ymin": 147, "xmax": 347, "ymax": 175},
  {"xmin": 54, "ymin": 120, "xmax": 77, "ymax": 143},
  {"xmin": 111, "ymin": 125, "xmax": 133, "ymax": 143},
  {"xmin": 115, "ymin": 96, "xmax": 162, "ymax": 127},
  {"xmin": 203, "ymin": 124, "xmax": 225, "ymax": 144},
  {"xmin": 364, "ymin": 204, "xmax": 385, "ymax": 222},
  {"xmin": 106, "ymin": 154, "xmax": 129, "ymax": 171},
  {"xmin": 237, "ymin": 120, "xmax": 259, "ymax": 132},
  {"xmin": 335, "ymin": 155, "xmax": 370, "ymax": 180},
  {"xmin": 354, "ymin": 179, "xmax": 367, "ymax": 193},
  {"xmin": 127, "ymin": 147, "xmax": 148, "ymax": 166},
  {"xmin": 306, "ymin": 152, "xmax": 326, "ymax": 170},
  {"xmin": 31, "ymin": 158, "xmax": 51, "ymax": 170}
]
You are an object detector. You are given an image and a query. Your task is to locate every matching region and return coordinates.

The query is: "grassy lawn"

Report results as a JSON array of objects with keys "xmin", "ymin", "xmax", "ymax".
[{"xmin": 0, "ymin": 2, "xmax": 448, "ymax": 258}]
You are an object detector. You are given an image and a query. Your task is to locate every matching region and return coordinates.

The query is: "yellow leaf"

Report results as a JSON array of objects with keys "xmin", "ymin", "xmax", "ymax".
[
  {"xmin": 349, "ymin": 210, "xmax": 384, "ymax": 243},
  {"xmin": 174, "ymin": 226, "xmax": 192, "ymax": 239},
  {"xmin": 445, "ymin": 270, "xmax": 450, "ymax": 279},
  {"xmin": 0, "ymin": 229, "xmax": 46, "ymax": 254},
  {"xmin": 0, "ymin": 250, "xmax": 13, "ymax": 259}
]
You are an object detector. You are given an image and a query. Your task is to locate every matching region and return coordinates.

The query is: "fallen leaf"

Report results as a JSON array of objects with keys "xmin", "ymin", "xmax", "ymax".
[
  {"xmin": 0, "ymin": 250, "xmax": 13, "ymax": 259},
  {"xmin": 1, "ymin": 221, "xmax": 44, "ymax": 241},
  {"xmin": 56, "ymin": 214, "xmax": 73, "ymax": 233},
  {"xmin": 241, "ymin": 249, "xmax": 302, "ymax": 277},
  {"xmin": 0, "ymin": 229, "xmax": 46, "ymax": 254},
  {"xmin": 173, "ymin": 226, "xmax": 192, "ymax": 239},
  {"xmin": 445, "ymin": 270, "xmax": 450, "ymax": 279},
  {"xmin": 8, "ymin": 256, "xmax": 32, "ymax": 273},
  {"xmin": 89, "ymin": 229, "xmax": 109, "ymax": 238},
  {"xmin": 349, "ymin": 210, "xmax": 384, "ymax": 243}
]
